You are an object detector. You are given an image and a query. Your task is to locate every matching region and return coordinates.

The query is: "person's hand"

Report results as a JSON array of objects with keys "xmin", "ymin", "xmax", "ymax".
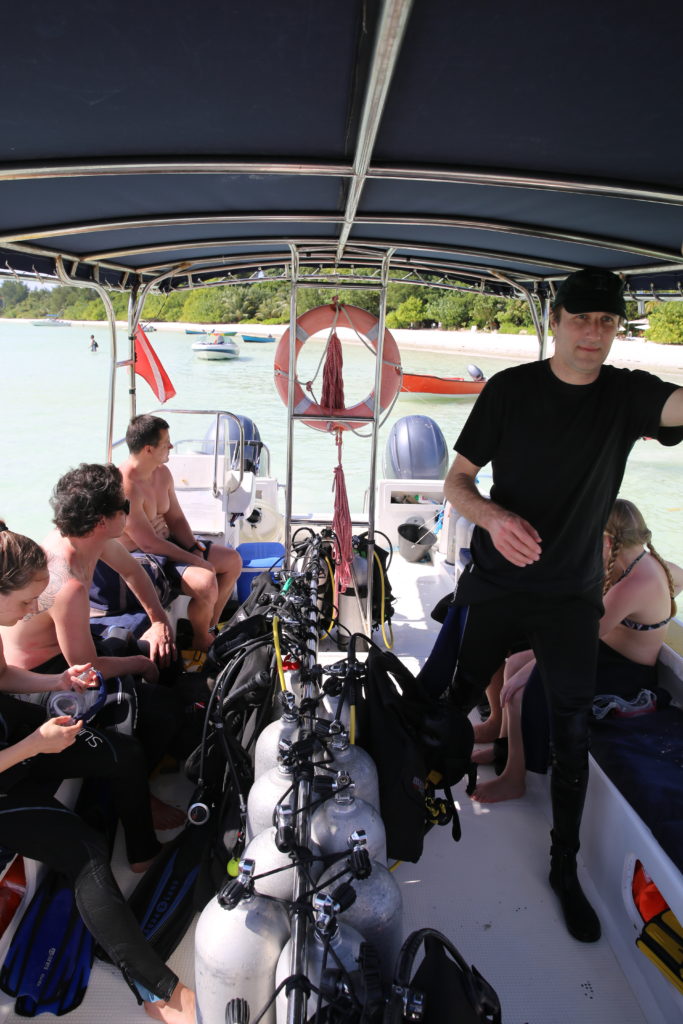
[
  {"xmin": 500, "ymin": 675, "xmax": 529, "ymax": 708},
  {"xmin": 488, "ymin": 511, "xmax": 542, "ymax": 567},
  {"xmin": 34, "ymin": 717, "xmax": 83, "ymax": 753},
  {"xmin": 58, "ymin": 664, "xmax": 99, "ymax": 692},
  {"xmin": 140, "ymin": 621, "xmax": 176, "ymax": 668}
]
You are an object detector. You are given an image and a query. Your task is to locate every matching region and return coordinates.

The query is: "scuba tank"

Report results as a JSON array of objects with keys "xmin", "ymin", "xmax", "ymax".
[
  {"xmin": 323, "ymin": 728, "xmax": 380, "ymax": 811},
  {"xmin": 245, "ymin": 748, "xmax": 297, "ymax": 841},
  {"xmin": 275, "ymin": 892, "xmax": 364, "ymax": 1023},
  {"xmin": 195, "ymin": 859, "xmax": 290, "ymax": 1024},
  {"xmin": 242, "ymin": 806, "xmax": 323, "ymax": 900},
  {"xmin": 254, "ymin": 691, "xmax": 300, "ymax": 778},
  {"xmin": 317, "ymin": 830, "xmax": 402, "ymax": 982},
  {"xmin": 310, "ymin": 772, "xmax": 387, "ymax": 866}
]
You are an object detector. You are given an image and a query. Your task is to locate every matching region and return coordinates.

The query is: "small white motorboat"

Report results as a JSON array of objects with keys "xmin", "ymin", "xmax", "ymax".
[{"xmin": 191, "ymin": 331, "xmax": 241, "ymax": 360}]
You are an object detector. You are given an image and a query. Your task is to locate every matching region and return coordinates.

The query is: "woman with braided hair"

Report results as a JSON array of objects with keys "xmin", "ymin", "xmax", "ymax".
[{"xmin": 471, "ymin": 499, "xmax": 683, "ymax": 804}]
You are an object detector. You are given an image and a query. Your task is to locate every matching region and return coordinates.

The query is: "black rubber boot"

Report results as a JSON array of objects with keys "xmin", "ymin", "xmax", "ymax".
[
  {"xmin": 547, "ymin": 710, "xmax": 600, "ymax": 941},
  {"xmin": 549, "ymin": 845, "xmax": 601, "ymax": 943}
]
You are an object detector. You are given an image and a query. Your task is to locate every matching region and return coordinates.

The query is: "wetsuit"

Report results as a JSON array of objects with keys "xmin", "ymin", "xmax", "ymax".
[
  {"xmin": 0, "ymin": 694, "xmax": 177, "ymax": 1001},
  {"xmin": 450, "ymin": 359, "xmax": 680, "ymax": 857}
]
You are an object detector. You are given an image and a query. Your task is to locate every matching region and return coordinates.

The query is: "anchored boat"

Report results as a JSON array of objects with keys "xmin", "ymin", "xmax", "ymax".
[
  {"xmin": 191, "ymin": 332, "xmax": 241, "ymax": 360},
  {"xmin": 401, "ymin": 364, "xmax": 487, "ymax": 397}
]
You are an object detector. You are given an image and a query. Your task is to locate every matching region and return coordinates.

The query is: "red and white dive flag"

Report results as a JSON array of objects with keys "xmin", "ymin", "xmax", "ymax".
[{"xmin": 134, "ymin": 326, "xmax": 176, "ymax": 403}]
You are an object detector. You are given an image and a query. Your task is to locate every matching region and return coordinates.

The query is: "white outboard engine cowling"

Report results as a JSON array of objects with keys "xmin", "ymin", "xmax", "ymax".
[{"xmin": 383, "ymin": 415, "xmax": 448, "ymax": 479}]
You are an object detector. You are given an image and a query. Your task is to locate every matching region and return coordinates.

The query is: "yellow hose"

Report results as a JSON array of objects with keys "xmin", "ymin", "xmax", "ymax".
[
  {"xmin": 373, "ymin": 550, "xmax": 393, "ymax": 649},
  {"xmin": 272, "ymin": 614, "xmax": 287, "ymax": 691}
]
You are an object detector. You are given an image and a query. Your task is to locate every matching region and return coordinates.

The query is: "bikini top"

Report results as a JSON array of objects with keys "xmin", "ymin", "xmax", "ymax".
[{"xmin": 614, "ymin": 550, "xmax": 672, "ymax": 632}]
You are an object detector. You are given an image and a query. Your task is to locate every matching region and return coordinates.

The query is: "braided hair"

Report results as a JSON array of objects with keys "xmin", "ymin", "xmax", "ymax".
[
  {"xmin": 0, "ymin": 521, "xmax": 48, "ymax": 594},
  {"xmin": 603, "ymin": 499, "xmax": 677, "ymax": 617}
]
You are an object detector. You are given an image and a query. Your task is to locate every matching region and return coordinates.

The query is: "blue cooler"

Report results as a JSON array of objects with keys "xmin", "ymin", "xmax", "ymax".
[{"xmin": 236, "ymin": 542, "xmax": 285, "ymax": 603}]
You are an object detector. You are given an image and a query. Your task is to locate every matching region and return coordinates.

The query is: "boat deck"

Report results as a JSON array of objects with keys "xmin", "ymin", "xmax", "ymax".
[{"xmin": 0, "ymin": 555, "xmax": 675, "ymax": 1024}]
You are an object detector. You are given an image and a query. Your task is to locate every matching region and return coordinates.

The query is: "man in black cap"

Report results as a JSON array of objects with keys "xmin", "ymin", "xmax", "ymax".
[{"xmin": 444, "ymin": 267, "xmax": 683, "ymax": 943}]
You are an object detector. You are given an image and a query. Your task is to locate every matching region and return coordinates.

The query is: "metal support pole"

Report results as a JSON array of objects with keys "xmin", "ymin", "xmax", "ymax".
[
  {"xmin": 539, "ymin": 293, "xmax": 550, "ymax": 359},
  {"xmin": 284, "ymin": 245, "xmax": 299, "ymax": 569},
  {"xmin": 364, "ymin": 248, "xmax": 394, "ymax": 635},
  {"xmin": 127, "ymin": 285, "xmax": 139, "ymax": 419},
  {"xmin": 55, "ymin": 257, "xmax": 118, "ymax": 461}
]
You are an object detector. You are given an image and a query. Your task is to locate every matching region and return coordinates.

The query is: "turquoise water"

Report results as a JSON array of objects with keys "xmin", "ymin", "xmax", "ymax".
[{"xmin": 1, "ymin": 320, "xmax": 682, "ymax": 564}]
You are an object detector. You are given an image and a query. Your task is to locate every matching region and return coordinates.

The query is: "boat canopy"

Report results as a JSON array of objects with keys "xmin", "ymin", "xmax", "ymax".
[{"xmin": 1, "ymin": 0, "xmax": 683, "ymax": 303}]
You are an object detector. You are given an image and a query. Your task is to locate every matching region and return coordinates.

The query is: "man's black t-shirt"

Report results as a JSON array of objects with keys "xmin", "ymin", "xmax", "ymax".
[{"xmin": 453, "ymin": 360, "xmax": 678, "ymax": 601}]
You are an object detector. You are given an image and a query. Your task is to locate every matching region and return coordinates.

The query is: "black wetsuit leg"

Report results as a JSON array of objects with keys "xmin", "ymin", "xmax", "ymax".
[{"xmin": 0, "ymin": 786, "xmax": 176, "ymax": 1001}]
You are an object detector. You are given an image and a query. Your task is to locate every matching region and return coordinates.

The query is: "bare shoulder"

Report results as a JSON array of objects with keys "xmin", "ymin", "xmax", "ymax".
[
  {"xmin": 154, "ymin": 464, "xmax": 176, "ymax": 493},
  {"xmin": 41, "ymin": 555, "xmax": 85, "ymax": 614}
]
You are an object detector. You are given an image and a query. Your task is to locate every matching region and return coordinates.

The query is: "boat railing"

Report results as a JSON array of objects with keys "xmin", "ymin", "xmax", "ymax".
[{"xmin": 112, "ymin": 409, "xmax": 245, "ymax": 499}]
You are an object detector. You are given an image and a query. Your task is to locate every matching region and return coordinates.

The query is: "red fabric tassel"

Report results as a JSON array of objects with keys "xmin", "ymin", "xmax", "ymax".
[
  {"xmin": 332, "ymin": 432, "xmax": 353, "ymax": 593},
  {"xmin": 320, "ymin": 330, "xmax": 345, "ymax": 411}
]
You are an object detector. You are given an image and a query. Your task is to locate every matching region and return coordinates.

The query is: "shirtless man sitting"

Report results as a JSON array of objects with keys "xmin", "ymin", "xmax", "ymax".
[
  {"xmin": 0, "ymin": 463, "xmax": 184, "ymax": 827},
  {"xmin": 119, "ymin": 414, "xmax": 242, "ymax": 655}
]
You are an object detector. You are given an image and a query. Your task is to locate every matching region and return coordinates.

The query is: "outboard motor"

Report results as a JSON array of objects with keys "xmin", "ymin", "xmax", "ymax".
[
  {"xmin": 201, "ymin": 413, "xmax": 263, "ymax": 473},
  {"xmin": 383, "ymin": 415, "xmax": 448, "ymax": 480},
  {"xmin": 467, "ymin": 363, "xmax": 485, "ymax": 382}
]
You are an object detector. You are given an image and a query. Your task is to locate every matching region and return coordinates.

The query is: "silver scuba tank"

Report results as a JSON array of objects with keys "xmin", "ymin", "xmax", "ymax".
[
  {"xmin": 319, "ymin": 690, "xmax": 352, "ymax": 728},
  {"xmin": 242, "ymin": 805, "xmax": 323, "ymax": 900},
  {"xmin": 317, "ymin": 830, "xmax": 402, "ymax": 982},
  {"xmin": 275, "ymin": 893, "xmax": 364, "ymax": 1023},
  {"xmin": 254, "ymin": 691, "xmax": 300, "ymax": 778},
  {"xmin": 323, "ymin": 729, "xmax": 380, "ymax": 811},
  {"xmin": 245, "ymin": 747, "xmax": 297, "ymax": 841},
  {"xmin": 195, "ymin": 859, "xmax": 290, "ymax": 1024},
  {"xmin": 310, "ymin": 773, "xmax": 387, "ymax": 865}
]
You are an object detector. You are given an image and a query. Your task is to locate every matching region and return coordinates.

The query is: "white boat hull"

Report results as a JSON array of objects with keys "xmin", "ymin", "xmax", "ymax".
[{"xmin": 192, "ymin": 347, "xmax": 240, "ymax": 360}]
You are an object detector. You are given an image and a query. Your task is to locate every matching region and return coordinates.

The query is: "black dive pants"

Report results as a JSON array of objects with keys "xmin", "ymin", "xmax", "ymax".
[{"xmin": 449, "ymin": 591, "xmax": 601, "ymax": 853}]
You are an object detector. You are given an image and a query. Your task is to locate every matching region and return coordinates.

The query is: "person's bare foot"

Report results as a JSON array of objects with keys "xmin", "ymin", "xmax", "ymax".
[
  {"xmin": 470, "ymin": 775, "xmax": 526, "ymax": 804},
  {"xmin": 151, "ymin": 794, "xmax": 186, "ymax": 830},
  {"xmin": 144, "ymin": 982, "xmax": 195, "ymax": 1023},
  {"xmin": 471, "ymin": 744, "xmax": 496, "ymax": 765},
  {"xmin": 473, "ymin": 718, "xmax": 502, "ymax": 743}
]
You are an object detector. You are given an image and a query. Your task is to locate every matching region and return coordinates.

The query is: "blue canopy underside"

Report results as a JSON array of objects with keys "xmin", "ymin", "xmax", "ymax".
[{"xmin": 1, "ymin": 0, "xmax": 682, "ymax": 294}]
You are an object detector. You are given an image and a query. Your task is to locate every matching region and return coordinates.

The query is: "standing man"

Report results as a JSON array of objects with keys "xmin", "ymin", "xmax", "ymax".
[
  {"xmin": 444, "ymin": 268, "xmax": 683, "ymax": 942},
  {"xmin": 119, "ymin": 414, "xmax": 242, "ymax": 657}
]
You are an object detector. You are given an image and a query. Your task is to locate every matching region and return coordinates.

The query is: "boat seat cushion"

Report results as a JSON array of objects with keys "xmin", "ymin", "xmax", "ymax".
[{"xmin": 589, "ymin": 707, "xmax": 683, "ymax": 872}]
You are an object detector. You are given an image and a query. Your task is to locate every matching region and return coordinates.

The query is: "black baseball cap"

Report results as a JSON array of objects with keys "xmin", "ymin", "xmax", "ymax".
[{"xmin": 553, "ymin": 268, "xmax": 626, "ymax": 318}]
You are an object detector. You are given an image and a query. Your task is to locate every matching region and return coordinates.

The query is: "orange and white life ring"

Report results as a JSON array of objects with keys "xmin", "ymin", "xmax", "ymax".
[{"xmin": 273, "ymin": 303, "xmax": 402, "ymax": 432}]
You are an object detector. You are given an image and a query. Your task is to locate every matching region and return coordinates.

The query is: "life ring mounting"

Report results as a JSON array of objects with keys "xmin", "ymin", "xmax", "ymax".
[{"xmin": 273, "ymin": 303, "xmax": 402, "ymax": 433}]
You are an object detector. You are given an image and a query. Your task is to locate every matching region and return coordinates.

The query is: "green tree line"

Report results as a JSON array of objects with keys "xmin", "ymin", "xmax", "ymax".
[{"xmin": 2, "ymin": 276, "xmax": 681, "ymax": 342}]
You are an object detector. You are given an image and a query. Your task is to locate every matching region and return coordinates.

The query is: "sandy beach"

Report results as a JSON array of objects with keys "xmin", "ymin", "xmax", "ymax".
[{"xmin": 5, "ymin": 317, "xmax": 683, "ymax": 371}]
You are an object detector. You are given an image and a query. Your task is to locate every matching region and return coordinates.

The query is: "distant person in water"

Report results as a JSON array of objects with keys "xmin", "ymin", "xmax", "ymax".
[
  {"xmin": 119, "ymin": 414, "xmax": 242, "ymax": 657},
  {"xmin": 89, "ymin": 335, "xmax": 98, "ymax": 351},
  {"xmin": 471, "ymin": 498, "xmax": 683, "ymax": 804}
]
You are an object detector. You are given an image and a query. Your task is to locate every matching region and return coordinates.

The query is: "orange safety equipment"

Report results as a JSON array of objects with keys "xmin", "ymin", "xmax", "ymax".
[{"xmin": 273, "ymin": 303, "xmax": 402, "ymax": 432}]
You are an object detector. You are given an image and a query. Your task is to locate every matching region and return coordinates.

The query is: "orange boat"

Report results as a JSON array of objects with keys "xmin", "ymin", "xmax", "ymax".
[{"xmin": 401, "ymin": 370, "xmax": 486, "ymax": 397}]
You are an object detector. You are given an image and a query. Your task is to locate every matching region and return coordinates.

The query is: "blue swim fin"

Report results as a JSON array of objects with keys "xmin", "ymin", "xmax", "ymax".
[
  {"xmin": 0, "ymin": 778, "xmax": 116, "ymax": 1016},
  {"xmin": 123, "ymin": 822, "xmax": 207, "ymax": 962},
  {"xmin": 0, "ymin": 871, "xmax": 95, "ymax": 1016}
]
